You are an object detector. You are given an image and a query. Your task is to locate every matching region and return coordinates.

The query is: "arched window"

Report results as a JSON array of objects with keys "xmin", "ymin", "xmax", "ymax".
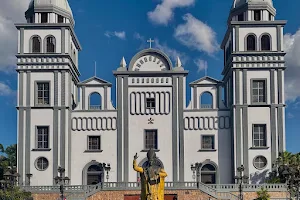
[
  {"xmin": 200, "ymin": 92, "xmax": 213, "ymax": 109},
  {"xmin": 87, "ymin": 165, "xmax": 103, "ymax": 185},
  {"xmin": 201, "ymin": 164, "xmax": 216, "ymax": 184},
  {"xmin": 31, "ymin": 36, "xmax": 41, "ymax": 53},
  {"xmin": 46, "ymin": 36, "xmax": 56, "ymax": 53},
  {"xmin": 89, "ymin": 92, "xmax": 102, "ymax": 110},
  {"xmin": 246, "ymin": 35, "xmax": 256, "ymax": 51},
  {"xmin": 261, "ymin": 35, "xmax": 271, "ymax": 51}
]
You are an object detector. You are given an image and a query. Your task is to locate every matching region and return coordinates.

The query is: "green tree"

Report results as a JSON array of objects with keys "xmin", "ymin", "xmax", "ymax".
[
  {"xmin": 0, "ymin": 144, "xmax": 17, "ymax": 181},
  {"xmin": 256, "ymin": 187, "xmax": 271, "ymax": 200},
  {"xmin": 0, "ymin": 186, "xmax": 32, "ymax": 200},
  {"xmin": 267, "ymin": 151, "xmax": 297, "ymax": 183}
]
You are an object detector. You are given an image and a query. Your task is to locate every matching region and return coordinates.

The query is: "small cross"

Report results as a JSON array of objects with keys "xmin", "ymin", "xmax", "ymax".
[
  {"xmin": 147, "ymin": 38, "xmax": 154, "ymax": 49},
  {"xmin": 148, "ymin": 118, "xmax": 154, "ymax": 124}
]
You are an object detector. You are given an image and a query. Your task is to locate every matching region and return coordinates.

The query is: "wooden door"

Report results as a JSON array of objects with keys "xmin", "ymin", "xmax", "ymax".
[
  {"xmin": 124, "ymin": 195, "xmax": 140, "ymax": 200},
  {"xmin": 165, "ymin": 194, "xmax": 178, "ymax": 200},
  {"xmin": 124, "ymin": 194, "xmax": 177, "ymax": 200}
]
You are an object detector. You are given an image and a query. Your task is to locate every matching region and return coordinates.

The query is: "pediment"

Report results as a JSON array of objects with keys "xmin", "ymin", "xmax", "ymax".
[
  {"xmin": 190, "ymin": 76, "xmax": 222, "ymax": 86},
  {"xmin": 79, "ymin": 76, "xmax": 112, "ymax": 86}
]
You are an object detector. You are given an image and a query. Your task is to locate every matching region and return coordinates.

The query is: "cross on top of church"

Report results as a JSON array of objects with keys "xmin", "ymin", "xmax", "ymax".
[{"xmin": 147, "ymin": 38, "xmax": 154, "ymax": 49}]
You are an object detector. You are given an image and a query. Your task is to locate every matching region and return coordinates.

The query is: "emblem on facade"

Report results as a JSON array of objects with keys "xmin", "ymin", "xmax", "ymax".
[{"xmin": 148, "ymin": 118, "xmax": 154, "ymax": 124}]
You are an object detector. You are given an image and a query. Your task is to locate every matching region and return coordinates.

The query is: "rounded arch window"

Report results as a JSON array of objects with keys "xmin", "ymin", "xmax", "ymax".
[
  {"xmin": 31, "ymin": 36, "xmax": 41, "ymax": 53},
  {"xmin": 201, "ymin": 164, "xmax": 216, "ymax": 184},
  {"xmin": 253, "ymin": 156, "xmax": 267, "ymax": 170},
  {"xmin": 246, "ymin": 35, "xmax": 256, "ymax": 51},
  {"xmin": 200, "ymin": 92, "xmax": 213, "ymax": 109},
  {"xmin": 35, "ymin": 157, "xmax": 49, "ymax": 171},
  {"xmin": 261, "ymin": 35, "xmax": 271, "ymax": 51},
  {"xmin": 45, "ymin": 36, "xmax": 56, "ymax": 53},
  {"xmin": 89, "ymin": 92, "xmax": 102, "ymax": 110}
]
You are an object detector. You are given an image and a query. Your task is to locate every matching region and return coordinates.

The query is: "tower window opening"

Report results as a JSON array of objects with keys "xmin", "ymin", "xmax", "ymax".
[
  {"xmin": 58, "ymin": 15, "xmax": 64, "ymax": 23},
  {"xmin": 254, "ymin": 10, "xmax": 261, "ymax": 21},
  {"xmin": 46, "ymin": 36, "xmax": 56, "ymax": 53},
  {"xmin": 89, "ymin": 92, "xmax": 102, "ymax": 110},
  {"xmin": 200, "ymin": 92, "xmax": 213, "ymax": 109},
  {"xmin": 32, "ymin": 36, "xmax": 41, "ymax": 53},
  {"xmin": 238, "ymin": 13, "xmax": 244, "ymax": 21},
  {"xmin": 246, "ymin": 35, "xmax": 257, "ymax": 51},
  {"xmin": 269, "ymin": 13, "xmax": 272, "ymax": 21},
  {"xmin": 41, "ymin": 13, "xmax": 48, "ymax": 23},
  {"xmin": 261, "ymin": 35, "xmax": 271, "ymax": 51}
]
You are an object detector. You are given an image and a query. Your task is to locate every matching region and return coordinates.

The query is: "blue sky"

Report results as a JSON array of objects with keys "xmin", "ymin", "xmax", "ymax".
[{"xmin": 0, "ymin": 0, "xmax": 300, "ymax": 153}]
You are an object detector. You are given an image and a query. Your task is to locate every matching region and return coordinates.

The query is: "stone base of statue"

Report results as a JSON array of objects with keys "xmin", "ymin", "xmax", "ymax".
[{"xmin": 133, "ymin": 149, "xmax": 167, "ymax": 200}]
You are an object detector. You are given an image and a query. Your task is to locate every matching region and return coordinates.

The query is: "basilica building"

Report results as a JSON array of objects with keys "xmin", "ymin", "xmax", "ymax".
[{"xmin": 16, "ymin": 0, "xmax": 286, "ymax": 186}]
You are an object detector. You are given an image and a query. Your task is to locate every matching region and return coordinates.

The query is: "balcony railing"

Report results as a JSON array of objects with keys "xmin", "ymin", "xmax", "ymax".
[
  {"xmin": 89, "ymin": 105, "xmax": 101, "ymax": 110},
  {"xmin": 21, "ymin": 182, "xmax": 287, "ymax": 193},
  {"xmin": 200, "ymin": 104, "xmax": 212, "ymax": 109}
]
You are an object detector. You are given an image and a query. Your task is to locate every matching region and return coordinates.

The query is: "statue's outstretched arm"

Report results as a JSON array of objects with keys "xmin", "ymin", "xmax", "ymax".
[
  {"xmin": 159, "ymin": 169, "xmax": 167, "ymax": 178},
  {"xmin": 133, "ymin": 159, "xmax": 143, "ymax": 173}
]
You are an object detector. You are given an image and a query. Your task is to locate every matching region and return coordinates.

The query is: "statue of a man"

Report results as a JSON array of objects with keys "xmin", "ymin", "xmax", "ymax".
[{"xmin": 133, "ymin": 149, "xmax": 167, "ymax": 200}]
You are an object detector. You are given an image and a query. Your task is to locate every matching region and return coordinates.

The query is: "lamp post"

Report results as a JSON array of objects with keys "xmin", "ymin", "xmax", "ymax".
[
  {"xmin": 1, "ymin": 167, "xmax": 20, "ymax": 189},
  {"xmin": 103, "ymin": 163, "xmax": 111, "ymax": 183},
  {"xmin": 191, "ymin": 163, "xmax": 202, "ymax": 189},
  {"xmin": 54, "ymin": 167, "xmax": 70, "ymax": 200},
  {"xmin": 26, "ymin": 173, "xmax": 33, "ymax": 186},
  {"xmin": 234, "ymin": 165, "xmax": 249, "ymax": 200}
]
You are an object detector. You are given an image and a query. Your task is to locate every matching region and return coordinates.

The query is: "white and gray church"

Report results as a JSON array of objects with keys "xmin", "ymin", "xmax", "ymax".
[{"xmin": 16, "ymin": 0, "xmax": 286, "ymax": 186}]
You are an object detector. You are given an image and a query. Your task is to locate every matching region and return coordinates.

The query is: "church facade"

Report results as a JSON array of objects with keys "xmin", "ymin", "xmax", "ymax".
[{"xmin": 16, "ymin": 0, "xmax": 286, "ymax": 186}]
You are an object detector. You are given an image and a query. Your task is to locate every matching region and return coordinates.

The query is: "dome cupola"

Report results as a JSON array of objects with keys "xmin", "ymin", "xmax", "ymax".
[
  {"xmin": 25, "ymin": 0, "xmax": 74, "ymax": 26},
  {"xmin": 228, "ymin": 0, "xmax": 276, "ymax": 23},
  {"xmin": 233, "ymin": 0, "xmax": 273, "ymax": 9}
]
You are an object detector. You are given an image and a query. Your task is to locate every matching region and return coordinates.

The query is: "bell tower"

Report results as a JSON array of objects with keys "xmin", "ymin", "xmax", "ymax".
[
  {"xmin": 16, "ymin": 0, "xmax": 81, "ymax": 185},
  {"xmin": 221, "ymin": 0, "xmax": 286, "ymax": 182}
]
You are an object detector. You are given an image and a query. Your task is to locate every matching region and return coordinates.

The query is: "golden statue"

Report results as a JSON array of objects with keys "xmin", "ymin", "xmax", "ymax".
[{"xmin": 133, "ymin": 149, "xmax": 167, "ymax": 200}]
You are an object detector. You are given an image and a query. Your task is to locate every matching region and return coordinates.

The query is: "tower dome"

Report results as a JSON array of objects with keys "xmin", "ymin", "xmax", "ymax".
[
  {"xmin": 28, "ymin": 0, "xmax": 73, "ymax": 16},
  {"xmin": 25, "ymin": 0, "xmax": 74, "ymax": 25},
  {"xmin": 233, "ymin": 0, "xmax": 273, "ymax": 9}
]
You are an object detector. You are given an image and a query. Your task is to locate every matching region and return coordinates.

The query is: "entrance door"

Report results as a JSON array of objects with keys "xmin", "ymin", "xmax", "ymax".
[
  {"xmin": 165, "ymin": 194, "xmax": 178, "ymax": 200},
  {"xmin": 124, "ymin": 195, "xmax": 140, "ymax": 200},
  {"xmin": 124, "ymin": 194, "xmax": 177, "ymax": 200},
  {"xmin": 87, "ymin": 165, "xmax": 103, "ymax": 185}
]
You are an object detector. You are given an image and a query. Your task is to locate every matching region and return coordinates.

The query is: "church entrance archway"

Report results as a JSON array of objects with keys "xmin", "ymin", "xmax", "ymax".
[
  {"xmin": 82, "ymin": 161, "xmax": 104, "ymax": 185},
  {"xmin": 87, "ymin": 165, "xmax": 103, "ymax": 185}
]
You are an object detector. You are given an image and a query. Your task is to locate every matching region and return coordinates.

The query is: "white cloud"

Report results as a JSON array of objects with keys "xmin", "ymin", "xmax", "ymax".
[
  {"xmin": 283, "ymin": 29, "xmax": 300, "ymax": 101},
  {"xmin": 0, "ymin": 82, "xmax": 14, "ymax": 96},
  {"xmin": 0, "ymin": 0, "xmax": 30, "ymax": 72},
  {"xmin": 194, "ymin": 59, "xmax": 208, "ymax": 73},
  {"xmin": 287, "ymin": 112, "xmax": 295, "ymax": 119},
  {"xmin": 148, "ymin": 0, "xmax": 195, "ymax": 25},
  {"xmin": 154, "ymin": 39, "xmax": 189, "ymax": 65},
  {"xmin": 174, "ymin": 14, "xmax": 219, "ymax": 55},
  {"xmin": 104, "ymin": 31, "xmax": 126, "ymax": 40},
  {"xmin": 133, "ymin": 32, "xmax": 148, "ymax": 50}
]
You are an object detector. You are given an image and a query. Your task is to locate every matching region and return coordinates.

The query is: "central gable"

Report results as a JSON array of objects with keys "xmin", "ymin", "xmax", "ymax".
[{"xmin": 128, "ymin": 49, "xmax": 173, "ymax": 72}]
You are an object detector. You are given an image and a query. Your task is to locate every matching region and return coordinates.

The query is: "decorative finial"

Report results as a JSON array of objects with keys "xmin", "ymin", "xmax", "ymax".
[
  {"xmin": 147, "ymin": 38, "xmax": 155, "ymax": 49},
  {"xmin": 175, "ymin": 57, "xmax": 182, "ymax": 68},
  {"xmin": 120, "ymin": 57, "xmax": 127, "ymax": 68},
  {"xmin": 117, "ymin": 57, "xmax": 128, "ymax": 71}
]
